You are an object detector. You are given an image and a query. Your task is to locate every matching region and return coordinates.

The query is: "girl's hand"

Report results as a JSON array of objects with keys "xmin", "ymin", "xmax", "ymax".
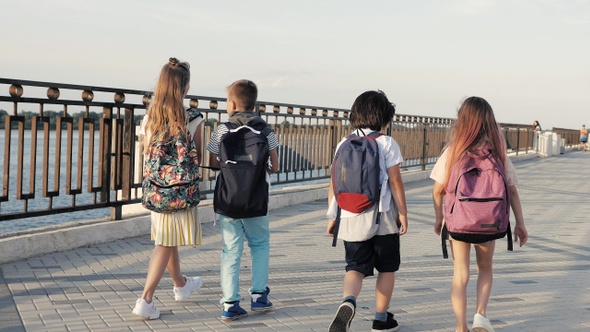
[
  {"xmin": 434, "ymin": 217, "xmax": 443, "ymax": 235},
  {"xmin": 513, "ymin": 224, "xmax": 528, "ymax": 247},
  {"xmin": 327, "ymin": 220, "xmax": 337, "ymax": 236}
]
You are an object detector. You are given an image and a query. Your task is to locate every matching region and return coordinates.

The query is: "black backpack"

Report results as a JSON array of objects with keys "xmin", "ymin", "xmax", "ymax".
[{"xmin": 213, "ymin": 118, "xmax": 272, "ymax": 218}]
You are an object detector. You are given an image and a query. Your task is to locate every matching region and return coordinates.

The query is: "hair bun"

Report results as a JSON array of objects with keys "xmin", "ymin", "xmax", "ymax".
[{"xmin": 169, "ymin": 57, "xmax": 179, "ymax": 66}]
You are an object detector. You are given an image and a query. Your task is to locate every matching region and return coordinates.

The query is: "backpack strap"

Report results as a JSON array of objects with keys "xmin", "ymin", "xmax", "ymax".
[
  {"xmin": 331, "ymin": 207, "xmax": 341, "ymax": 247},
  {"xmin": 187, "ymin": 108, "xmax": 203, "ymax": 122},
  {"xmin": 367, "ymin": 131, "xmax": 383, "ymax": 140},
  {"xmin": 441, "ymin": 222, "xmax": 513, "ymax": 259},
  {"xmin": 350, "ymin": 129, "xmax": 382, "ymax": 140},
  {"xmin": 441, "ymin": 224, "xmax": 449, "ymax": 259},
  {"xmin": 506, "ymin": 222, "xmax": 513, "ymax": 251}
]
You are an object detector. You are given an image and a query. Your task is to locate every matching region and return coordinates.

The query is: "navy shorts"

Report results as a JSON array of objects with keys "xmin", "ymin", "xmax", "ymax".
[{"xmin": 343, "ymin": 234, "xmax": 400, "ymax": 277}]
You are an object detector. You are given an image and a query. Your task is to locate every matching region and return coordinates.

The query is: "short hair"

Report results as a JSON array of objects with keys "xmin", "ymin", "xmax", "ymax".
[
  {"xmin": 349, "ymin": 90, "xmax": 396, "ymax": 131},
  {"xmin": 227, "ymin": 79, "xmax": 258, "ymax": 112}
]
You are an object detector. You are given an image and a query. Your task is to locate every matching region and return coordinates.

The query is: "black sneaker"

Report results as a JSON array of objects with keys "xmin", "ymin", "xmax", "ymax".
[
  {"xmin": 328, "ymin": 301, "xmax": 355, "ymax": 332},
  {"xmin": 371, "ymin": 312, "xmax": 399, "ymax": 332}
]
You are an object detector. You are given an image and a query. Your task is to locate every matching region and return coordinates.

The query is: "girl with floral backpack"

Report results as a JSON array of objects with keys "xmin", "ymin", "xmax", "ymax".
[{"xmin": 132, "ymin": 57, "xmax": 205, "ymax": 320}]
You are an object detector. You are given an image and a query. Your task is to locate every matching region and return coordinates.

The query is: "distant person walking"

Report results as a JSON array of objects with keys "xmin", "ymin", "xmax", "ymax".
[
  {"xmin": 579, "ymin": 124, "xmax": 588, "ymax": 151},
  {"xmin": 431, "ymin": 97, "xmax": 528, "ymax": 332},
  {"xmin": 327, "ymin": 90, "xmax": 408, "ymax": 332},
  {"xmin": 133, "ymin": 58, "xmax": 205, "ymax": 319},
  {"xmin": 207, "ymin": 79, "xmax": 279, "ymax": 321},
  {"xmin": 532, "ymin": 120, "xmax": 542, "ymax": 151}
]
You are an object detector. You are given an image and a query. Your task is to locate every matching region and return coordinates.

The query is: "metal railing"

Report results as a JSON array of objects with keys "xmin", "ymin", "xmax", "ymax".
[
  {"xmin": 1, "ymin": 78, "xmax": 537, "ymax": 222},
  {"xmin": 552, "ymin": 127, "xmax": 580, "ymax": 147}
]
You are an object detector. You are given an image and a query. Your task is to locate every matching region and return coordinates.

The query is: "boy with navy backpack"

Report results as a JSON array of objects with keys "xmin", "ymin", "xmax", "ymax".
[
  {"xmin": 206, "ymin": 79, "xmax": 279, "ymax": 321},
  {"xmin": 327, "ymin": 90, "xmax": 408, "ymax": 332}
]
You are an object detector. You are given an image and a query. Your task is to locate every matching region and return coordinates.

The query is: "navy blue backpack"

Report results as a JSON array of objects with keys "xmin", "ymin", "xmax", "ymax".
[{"xmin": 331, "ymin": 131, "xmax": 382, "ymax": 245}]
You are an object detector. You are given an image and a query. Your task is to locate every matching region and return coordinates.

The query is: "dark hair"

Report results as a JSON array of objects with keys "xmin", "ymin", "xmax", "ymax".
[
  {"xmin": 349, "ymin": 90, "xmax": 396, "ymax": 131},
  {"xmin": 227, "ymin": 79, "xmax": 258, "ymax": 112}
]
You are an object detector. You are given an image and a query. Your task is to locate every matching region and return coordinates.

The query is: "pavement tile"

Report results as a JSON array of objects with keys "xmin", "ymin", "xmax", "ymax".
[{"xmin": 2, "ymin": 152, "xmax": 590, "ymax": 331}]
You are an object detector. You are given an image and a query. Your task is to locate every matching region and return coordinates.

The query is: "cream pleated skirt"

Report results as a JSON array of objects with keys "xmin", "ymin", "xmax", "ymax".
[{"xmin": 151, "ymin": 206, "xmax": 202, "ymax": 246}]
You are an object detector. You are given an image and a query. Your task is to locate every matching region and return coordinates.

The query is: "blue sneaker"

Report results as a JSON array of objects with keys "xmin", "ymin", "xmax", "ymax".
[
  {"xmin": 221, "ymin": 301, "xmax": 248, "ymax": 321},
  {"xmin": 251, "ymin": 287, "xmax": 273, "ymax": 311}
]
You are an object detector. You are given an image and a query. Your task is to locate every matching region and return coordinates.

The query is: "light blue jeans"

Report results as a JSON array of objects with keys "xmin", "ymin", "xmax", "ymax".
[{"xmin": 219, "ymin": 214, "xmax": 270, "ymax": 303}]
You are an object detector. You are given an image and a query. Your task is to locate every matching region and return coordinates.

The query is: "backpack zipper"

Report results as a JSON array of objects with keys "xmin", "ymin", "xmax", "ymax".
[
  {"xmin": 150, "ymin": 181, "xmax": 192, "ymax": 188},
  {"xmin": 458, "ymin": 197, "xmax": 503, "ymax": 202}
]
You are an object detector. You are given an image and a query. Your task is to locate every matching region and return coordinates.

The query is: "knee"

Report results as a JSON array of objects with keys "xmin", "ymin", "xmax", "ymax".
[
  {"xmin": 248, "ymin": 241, "xmax": 270, "ymax": 254},
  {"xmin": 476, "ymin": 260, "xmax": 493, "ymax": 273},
  {"xmin": 453, "ymin": 269, "xmax": 470, "ymax": 286},
  {"xmin": 223, "ymin": 243, "xmax": 243, "ymax": 255}
]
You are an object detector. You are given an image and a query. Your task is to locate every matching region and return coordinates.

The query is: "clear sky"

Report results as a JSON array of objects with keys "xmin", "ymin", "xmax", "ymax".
[{"xmin": 1, "ymin": 0, "xmax": 589, "ymax": 130}]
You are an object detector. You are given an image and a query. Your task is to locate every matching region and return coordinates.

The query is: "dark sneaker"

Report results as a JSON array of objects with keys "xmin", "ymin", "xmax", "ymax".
[
  {"xmin": 251, "ymin": 287, "xmax": 273, "ymax": 311},
  {"xmin": 328, "ymin": 301, "xmax": 355, "ymax": 332},
  {"xmin": 371, "ymin": 312, "xmax": 399, "ymax": 332},
  {"xmin": 221, "ymin": 301, "xmax": 248, "ymax": 321}
]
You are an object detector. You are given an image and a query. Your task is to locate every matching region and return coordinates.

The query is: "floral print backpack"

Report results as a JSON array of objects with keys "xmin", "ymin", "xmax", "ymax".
[{"xmin": 141, "ymin": 109, "xmax": 202, "ymax": 213}]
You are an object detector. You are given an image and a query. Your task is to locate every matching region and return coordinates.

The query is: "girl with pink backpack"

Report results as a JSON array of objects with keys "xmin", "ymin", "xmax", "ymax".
[{"xmin": 430, "ymin": 97, "xmax": 528, "ymax": 332}]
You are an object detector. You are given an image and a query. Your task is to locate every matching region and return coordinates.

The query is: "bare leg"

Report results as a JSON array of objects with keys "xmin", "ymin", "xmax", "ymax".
[
  {"xmin": 475, "ymin": 241, "xmax": 495, "ymax": 317},
  {"xmin": 450, "ymin": 240, "xmax": 471, "ymax": 332},
  {"xmin": 140, "ymin": 245, "xmax": 173, "ymax": 303},
  {"xmin": 342, "ymin": 270, "xmax": 364, "ymax": 298},
  {"xmin": 167, "ymin": 246, "xmax": 187, "ymax": 288},
  {"xmin": 375, "ymin": 272, "xmax": 395, "ymax": 313}
]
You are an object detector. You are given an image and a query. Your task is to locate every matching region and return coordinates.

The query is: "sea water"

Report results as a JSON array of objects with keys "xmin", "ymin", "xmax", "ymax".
[{"xmin": 0, "ymin": 130, "xmax": 110, "ymax": 234}]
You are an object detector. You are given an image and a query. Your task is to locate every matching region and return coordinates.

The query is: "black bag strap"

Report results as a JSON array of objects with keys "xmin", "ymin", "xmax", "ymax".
[
  {"xmin": 441, "ymin": 224, "xmax": 449, "ymax": 259},
  {"xmin": 441, "ymin": 222, "xmax": 513, "ymax": 259},
  {"xmin": 506, "ymin": 222, "xmax": 514, "ymax": 251},
  {"xmin": 331, "ymin": 207, "xmax": 341, "ymax": 247}
]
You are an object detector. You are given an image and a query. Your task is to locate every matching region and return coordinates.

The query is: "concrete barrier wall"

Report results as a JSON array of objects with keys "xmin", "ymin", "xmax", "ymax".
[{"xmin": 0, "ymin": 152, "xmax": 539, "ymax": 265}]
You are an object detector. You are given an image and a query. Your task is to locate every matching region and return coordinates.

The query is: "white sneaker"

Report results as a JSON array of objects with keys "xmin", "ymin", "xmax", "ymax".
[
  {"xmin": 132, "ymin": 298, "xmax": 160, "ymax": 319},
  {"xmin": 173, "ymin": 276, "xmax": 203, "ymax": 301},
  {"xmin": 472, "ymin": 313, "xmax": 494, "ymax": 332}
]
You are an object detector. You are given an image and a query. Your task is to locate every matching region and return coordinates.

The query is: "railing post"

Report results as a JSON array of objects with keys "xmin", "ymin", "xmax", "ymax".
[
  {"xmin": 99, "ymin": 107, "xmax": 115, "ymax": 218},
  {"xmin": 121, "ymin": 108, "xmax": 135, "ymax": 201},
  {"xmin": 516, "ymin": 126, "xmax": 520, "ymax": 156},
  {"xmin": 421, "ymin": 124, "xmax": 429, "ymax": 170}
]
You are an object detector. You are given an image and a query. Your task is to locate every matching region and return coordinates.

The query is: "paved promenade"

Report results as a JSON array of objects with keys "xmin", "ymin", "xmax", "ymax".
[{"xmin": 1, "ymin": 151, "xmax": 589, "ymax": 331}]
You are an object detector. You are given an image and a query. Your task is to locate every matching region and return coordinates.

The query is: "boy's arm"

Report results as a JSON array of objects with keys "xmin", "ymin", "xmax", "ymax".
[
  {"xmin": 209, "ymin": 153, "xmax": 220, "ymax": 170},
  {"xmin": 268, "ymin": 148, "xmax": 279, "ymax": 173},
  {"xmin": 387, "ymin": 164, "xmax": 408, "ymax": 235},
  {"xmin": 327, "ymin": 179, "xmax": 337, "ymax": 236}
]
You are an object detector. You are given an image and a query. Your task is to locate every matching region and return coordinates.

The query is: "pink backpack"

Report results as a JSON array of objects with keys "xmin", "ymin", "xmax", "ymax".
[{"xmin": 441, "ymin": 149, "xmax": 513, "ymax": 258}]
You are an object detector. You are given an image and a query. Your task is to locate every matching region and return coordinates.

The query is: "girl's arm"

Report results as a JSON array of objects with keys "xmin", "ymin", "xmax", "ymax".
[
  {"xmin": 508, "ymin": 185, "xmax": 528, "ymax": 247},
  {"xmin": 388, "ymin": 164, "xmax": 408, "ymax": 235},
  {"xmin": 432, "ymin": 181, "xmax": 445, "ymax": 235},
  {"xmin": 193, "ymin": 121, "xmax": 204, "ymax": 163}
]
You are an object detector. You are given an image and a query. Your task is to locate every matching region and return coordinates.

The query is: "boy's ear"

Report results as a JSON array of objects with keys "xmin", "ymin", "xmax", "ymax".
[{"xmin": 227, "ymin": 99, "xmax": 236, "ymax": 110}]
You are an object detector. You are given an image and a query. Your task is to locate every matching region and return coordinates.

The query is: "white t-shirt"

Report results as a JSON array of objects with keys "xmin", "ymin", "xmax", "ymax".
[{"xmin": 430, "ymin": 148, "xmax": 519, "ymax": 186}]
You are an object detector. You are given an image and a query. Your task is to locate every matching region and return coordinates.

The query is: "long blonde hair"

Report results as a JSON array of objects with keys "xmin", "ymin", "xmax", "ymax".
[
  {"xmin": 146, "ymin": 57, "xmax": 190, "ymax": 141},
  {"xmin": 442, "ymin": 96, "xmax": 507, "ymax": 190}
]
